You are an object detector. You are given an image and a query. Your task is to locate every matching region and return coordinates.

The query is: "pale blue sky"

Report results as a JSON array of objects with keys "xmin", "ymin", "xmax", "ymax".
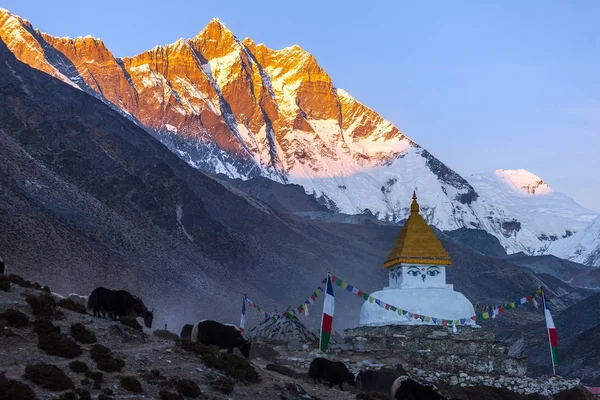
[{"xmin": 3, "ymin": 0, "xmax": 600, "ymax": 211}]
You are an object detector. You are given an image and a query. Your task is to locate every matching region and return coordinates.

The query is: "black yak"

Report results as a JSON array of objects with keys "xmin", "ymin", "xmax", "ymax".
[
  {"xmin": 308, "ymin": 357, "xmax": 355, "ymax": 390},
  {"xmin": 356, "ymin": 367, "xmax": 402, "ymax": 394},
  {"xmin": 180, "ymin": 324, "xmax": 194, "ymax": 340},
  {"xmin": 391, "ymin": 376, "xmax": 444, "ymax": 400},
  {"xmin": 190, "ymin": 320, "xmax": 251, "ymax": 358},
  {"xmin": 87, "ymin": 287, "xmax": 153, "ymax": 328}
]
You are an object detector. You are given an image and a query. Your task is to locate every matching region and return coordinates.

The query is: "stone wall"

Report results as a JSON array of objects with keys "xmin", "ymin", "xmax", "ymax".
[
  {"xmin": 270, "ymin": 351, "xmax": 581, "ymax": 397},
  {"xmin": 342, "ymin": 325, "xmax": 527, "ymax": 376}
]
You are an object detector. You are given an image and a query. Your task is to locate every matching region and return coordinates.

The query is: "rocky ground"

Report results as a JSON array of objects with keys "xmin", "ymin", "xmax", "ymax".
[
  {"xmin": 1, "ymin": 275, "xmax": 597, "ymax": 400},
  {"xmin": 0, "ymin": 276, "xmax": 359, "ymax": 400}
]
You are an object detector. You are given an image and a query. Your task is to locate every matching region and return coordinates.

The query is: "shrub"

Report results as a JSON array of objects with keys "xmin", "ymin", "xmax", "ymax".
[
  {"xmin": 70, "ymin": 323, "xmax": 96, "ymax": 344},
  {"xmin": 0, "ymin": 274, "xmax": 10, "ymax": 291},
  {"xmin": 210, "ymin": 377, "xmax": 234, "ymax": 395},
  {"xmin": 76, "ymin": 388, "xmax": 92, "ymax": 400},
  {"xmin": 356, "ymin": 392, "xmax": 389, "ymax": 400},
  {"xmin": 84, "ymin": 370, "xmax": 103, "ymax": 383},
  {"xmin": 33, "ymin": 319, "xmax": 60, "ymax": 335},
  {"xmin": 90, "ymin": 344, "xmax": 125, "ymax": 373},
  {"xmin": 37, "ymin": 331, "xmax": 82, "ymax": 358},
  {"xmin": 68, "ymin": 361, "xmax": 88, "ymax": 374},
  {"xmin": 24, "ymin": 363, "xmax": 74, "ymax": 391},
  {"xmin": 154, "ymin": 329, "xmax": 179, "ymax": 341},
  {"xmin": 57, "ymin": 389, "xmax": 91, "ymax": 400},
  {"xmin": 0, "ymin": 372, "xmax": 36, "ymax": 400},
  {"xmin": 25, "ymin": 294, "xmax": 56, "ymax": 318},
  {"xmin": 177, "ymin": 339, "xmax": 213, "ymax": 356},
  {"xmin": 0, "ymin": 309, "xmax": 29, "ymax": 327},
  {"xmin": 175, "ymin": 379, "xmax": 201, "ymax": 398},
  {"xmin": 58, "ymin": 298, "xmax": 86, "ymax": 314},
  {"xmin": 56, "ymin": 392, "xmax": 77, "ymax": 400},
  {"xmin": 120, "ymin": 376, "xmax": 143, "ymax": 393},
  {"xmin": 8, "ymin": 274, "xmax": 33, "ymax": 288},
  {"xmin": 141, "ymin": 369, "xmax": 167, "ymax": 385},
  {"xmin": 90, "ymin": 344, "xmax": 111, "ymax": 360},
  {"xmin": 177, "ymin": 340, "xmax": 259, "ymax": 383},
  {"xmin": 96, "ymin": 356, "xmax": 125, "ymax": 373},
  {"xmin": 159, "ymin": 391, "xmax": 185, "ymax": 400},
  {"xmin": 218, "ymin": 352, "xmax": 260, "ymax": 383}
]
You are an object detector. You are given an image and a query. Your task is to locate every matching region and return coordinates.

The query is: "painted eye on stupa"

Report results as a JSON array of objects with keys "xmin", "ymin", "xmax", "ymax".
[
  {"xmin": 426, "ymin": 266, "xmax": 441, "ymax": 277},
  {"xmin": 407, "ymin": 267, "xmax": 420, "ymax": 277}
]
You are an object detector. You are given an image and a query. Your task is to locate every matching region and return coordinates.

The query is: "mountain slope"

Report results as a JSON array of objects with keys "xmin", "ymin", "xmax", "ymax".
[
  {"xmin": 467, "ymin": 169, "xmax": 598, "ymax": 254},
  {"xmin": 1, "ymin": 36, "xmax": 592, "ymax": 329},
  {"xmin": 0, "ymin": 8, "xmax": 596, "ymax": 259},
  {"xmin": 520, "ymin": 292, "xmax": 600, "ymax": 385},
  {"xmin": 0, "ymin": 10, "xmax": 482, "ymax": 226},
  {"xmin": 499, "ymin": 253, "xmax": 597, "ymax": 286}
]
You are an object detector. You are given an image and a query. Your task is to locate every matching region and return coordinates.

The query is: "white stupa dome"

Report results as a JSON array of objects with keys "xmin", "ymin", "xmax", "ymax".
[{"xmin": 359, "ymin": 288, "xmax": 476, "ymax": 326}]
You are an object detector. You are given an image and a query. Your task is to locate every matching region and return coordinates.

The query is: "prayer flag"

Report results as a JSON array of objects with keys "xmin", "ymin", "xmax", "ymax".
[
  {"xmin": 320, "ymin": 273, "xmax": 335, "ymax": 352},
  {"xmin": 542, "ymin": 288, "xmax": 559, "ymax": 372},
  {"xmin": 239, "ymin": 295, "xmax": 246, "ymax": 334}
]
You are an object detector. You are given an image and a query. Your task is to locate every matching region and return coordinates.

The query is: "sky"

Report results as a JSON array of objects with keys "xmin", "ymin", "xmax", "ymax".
[{"xmin": 3, "ymin": 0, "xmax": 600, "ymax": 211}]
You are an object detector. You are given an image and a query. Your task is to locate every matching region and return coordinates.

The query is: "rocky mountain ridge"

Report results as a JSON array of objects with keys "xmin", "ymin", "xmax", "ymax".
[{"xmin": 2, "ymin": 8, "xmax": 597, "ymax": 258}]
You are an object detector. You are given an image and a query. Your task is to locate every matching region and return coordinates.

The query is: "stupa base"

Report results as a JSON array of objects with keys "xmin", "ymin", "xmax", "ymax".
[{"xmin": 343, "ymin": 324, "xmax": 526, "ymax": 377}]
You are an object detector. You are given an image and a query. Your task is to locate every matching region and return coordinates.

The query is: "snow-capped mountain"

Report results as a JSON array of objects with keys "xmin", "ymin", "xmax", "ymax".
[
  {"xmin": 549, "ymin": 216, "xmax": 600, "ymax": 267},
  {"xmin": 1, "ymin": 8, "xmax": 596, "ymax": 257},
  {"xmin": 0, "ymin": 9, "xmax": 480, "ymax": 227},
  {"xmin": 467, "ymin": 169, "xmax": 598, "ymax": 255}
]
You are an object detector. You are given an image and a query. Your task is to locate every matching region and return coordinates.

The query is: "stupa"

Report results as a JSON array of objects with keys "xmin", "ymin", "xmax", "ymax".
[{"xmin": 359, "ymin": 192, "xmax": 476, "ymax": 326}]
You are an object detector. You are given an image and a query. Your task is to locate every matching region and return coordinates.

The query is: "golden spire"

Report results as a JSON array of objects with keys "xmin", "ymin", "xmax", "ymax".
[
  {"xmin": 384, "ymin": 192, "xmax": 452, "ymax": 269},
  {"xmin": 410, "ymin": 190, "xmax": 419, "ymax": 213}
]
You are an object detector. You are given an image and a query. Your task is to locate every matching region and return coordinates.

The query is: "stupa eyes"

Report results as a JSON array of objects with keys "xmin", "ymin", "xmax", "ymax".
[
  {"xmin": 407, "ymin": 267, "xmax": 420, "ymax": 277},
  {"xmin": 426, "ymin": 266, "xmax": 441, "ymax": 277}
]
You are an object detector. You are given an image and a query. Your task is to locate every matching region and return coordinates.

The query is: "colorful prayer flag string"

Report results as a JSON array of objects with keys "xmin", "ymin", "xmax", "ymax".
[
  {"xmin": 330, "ymin": 274, "xmax": 475, "ymax": 326},
  {"xmin": 472, "ymin": 288, "xmax": 543, "ymax": 321},
  {"xmin": 244, "ymin": 280, "xmax": 326, "ymax": 322}
]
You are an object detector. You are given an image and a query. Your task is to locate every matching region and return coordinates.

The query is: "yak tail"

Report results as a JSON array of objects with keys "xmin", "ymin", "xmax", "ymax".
[{"xmin": 87, "ymin": 289, "xmax": 98, "ymax": 310}]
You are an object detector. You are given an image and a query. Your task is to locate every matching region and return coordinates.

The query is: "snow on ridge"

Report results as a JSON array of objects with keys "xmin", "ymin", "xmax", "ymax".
[
  {"xmin": 336, "ymin": 88, "xmax": 354, "ymax": 101},
  {"xmin": 165, "ymin": 124, "xmax": 178, "ymax": 133},
  {"xmin": 289, "ymin": 147, "xmax": 479, "ymax": 230},
  {"xmin": 549, "ymin": 216, "xmax": 600, "ymax": 265},
  {"xmin": 467, "ymin": 169, "xmax": 598, "ymax": 255},
  {"xmin": 492, "ymin": 169, "xmax": 552, "ymax": 195}
]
